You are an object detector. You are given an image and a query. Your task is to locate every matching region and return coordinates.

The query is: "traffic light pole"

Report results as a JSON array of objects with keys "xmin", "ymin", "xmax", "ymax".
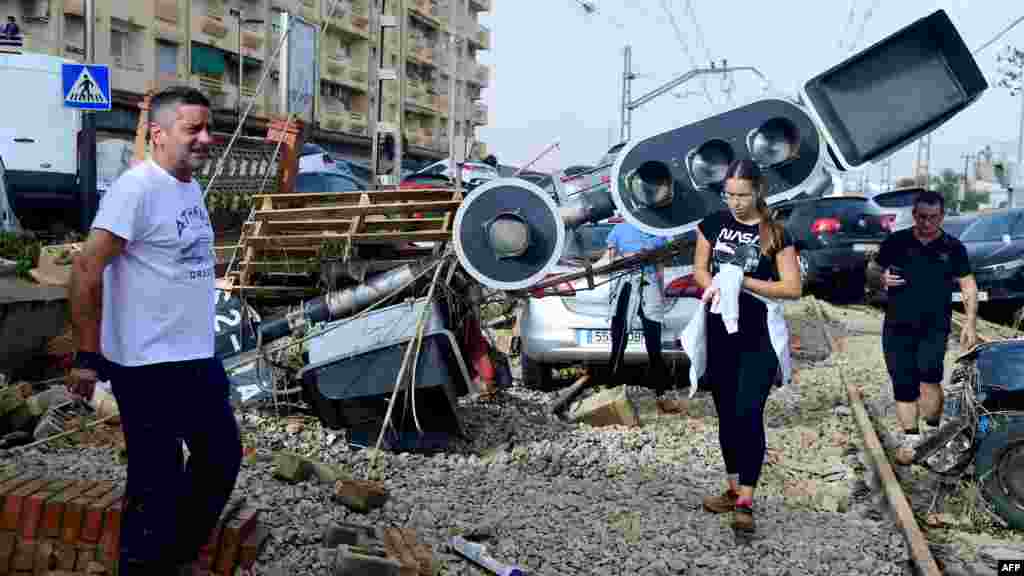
[{"xmin": 79, "ymin": 0, "xmax": 97, "ymax": 234}]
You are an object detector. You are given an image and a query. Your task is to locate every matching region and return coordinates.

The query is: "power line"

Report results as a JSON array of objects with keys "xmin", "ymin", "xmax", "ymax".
[
  {"xmin": 848, "ymin": 0, "xmax": 881, "ymax": 54},
  {"xmin": 682, "ymin": 0, "xmax": 716, "ymax": 108},
  {"xmin": 974, "ymin": 13, "xmax": 1024, "ymax": 56},
  {"xmin": 660, "ymin": 0, "xmax": 713, "ymax": 108}
]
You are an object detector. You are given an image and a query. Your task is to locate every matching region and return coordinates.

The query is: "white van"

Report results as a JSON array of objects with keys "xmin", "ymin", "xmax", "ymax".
[{"xmin": 0, "ymin": 52, "xmax": 80, "ymax": 227}]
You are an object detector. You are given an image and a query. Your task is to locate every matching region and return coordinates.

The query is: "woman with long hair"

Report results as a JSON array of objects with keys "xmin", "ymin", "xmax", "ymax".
[{"xmin": 693, "ymin": 158, "xmax": 802, "ymax": 531}]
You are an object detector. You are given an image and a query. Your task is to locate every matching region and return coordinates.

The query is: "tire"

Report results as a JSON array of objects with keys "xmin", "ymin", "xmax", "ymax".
[
  {"xmin": 519, "ymin": 352, "xmax": 552, "ymax": 390},
  {"xmin": 975, "ymin": 415, "xmax": 1024, "ymax": 530}
]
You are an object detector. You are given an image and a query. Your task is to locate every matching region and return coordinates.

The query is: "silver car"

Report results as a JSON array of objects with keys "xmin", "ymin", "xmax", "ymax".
[
  {"xmin": 870, "ymin": 187, "xmax": 922, "ymax": 231},
  {"xmin": 516, "ymin": 172, "xmax": 702, "ymax": 389}
]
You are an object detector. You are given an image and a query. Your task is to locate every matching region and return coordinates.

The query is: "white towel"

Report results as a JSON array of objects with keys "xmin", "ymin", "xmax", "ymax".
[
  {"xmin": 709, "ymin": 263, "xmax": 744, "ymax": 334},
  {"xmin": 680, "ymin": 283, "xmax": 793, "ymax": 398}
]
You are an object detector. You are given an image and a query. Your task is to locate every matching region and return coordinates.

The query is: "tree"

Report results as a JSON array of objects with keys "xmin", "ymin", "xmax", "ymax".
[
  {"xmin": 997, "ymin": 46, "xmax": 1024, "ymax": 96},
  {"xmin": 930, "ymin": 169, "xmax": 960, "ymax": 209}
]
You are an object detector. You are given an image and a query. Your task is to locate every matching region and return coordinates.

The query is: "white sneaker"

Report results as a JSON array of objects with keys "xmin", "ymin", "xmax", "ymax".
[{"xmin": 893, "ymin": 431, "xmax": 921, "ymax": 466}]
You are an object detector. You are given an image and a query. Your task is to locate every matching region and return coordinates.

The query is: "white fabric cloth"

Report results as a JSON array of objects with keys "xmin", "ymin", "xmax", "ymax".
[
  {"xmin": 708, "ymin": 263, "xmax": 743, "ymax": 333},
  {"xmin": 92, "ymin": 160, "xmax": 217, "ymax": 366},
  {"xmin": 681, "ymin": 283, "xmax": 792, "ymax": 398}
]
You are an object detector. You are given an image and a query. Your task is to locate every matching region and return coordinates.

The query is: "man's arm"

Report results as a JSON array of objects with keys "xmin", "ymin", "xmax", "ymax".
[
  {"xmin": 70, "ymin": 229, "xmax": 125, "ymax": 353},
  {"xmin": 958, "ymin": 274, "xmax": 979, "ymax": 326}
]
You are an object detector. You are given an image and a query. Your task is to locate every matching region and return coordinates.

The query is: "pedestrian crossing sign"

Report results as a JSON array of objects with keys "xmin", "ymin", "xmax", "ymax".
[{"xmin": 62, "ymin": 63, "xmax": 111, "ymax": 111}]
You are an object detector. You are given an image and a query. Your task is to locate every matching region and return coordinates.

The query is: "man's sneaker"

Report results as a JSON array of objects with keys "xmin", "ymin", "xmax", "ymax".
[
  {"xmin": 732, "ymin": 501, "xmax": 755, "ymax": 532},
  {"xmin": 702, "ymin": 489, "xmax": 739, "ymax": 513},
  {"xmin": 656, "ymin": 397, "xmax": 687, "ymax": 415},
  {"xmin": 893, "ymin": 431, "xmax": 921, "ymax": 466}
]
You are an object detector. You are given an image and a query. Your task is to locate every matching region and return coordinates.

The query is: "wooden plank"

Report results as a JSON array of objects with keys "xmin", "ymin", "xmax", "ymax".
[
  {"xmin": 254, "ymin": 200, "xmax": 462, "ymax": 221},
  {"xmin": 245, "ymin": 230, "xmax": 451, "ymax": 247},
  {"xmin": 235, "ymin": 259, "xmax": 418, "ymax": 273},
  {"xmin": 848, "ymin": 383, "xmax": 942, "ymax": 576},
  {"xmin": 250, "ymin": 189, "xmax": 457, "ymax": 203}
]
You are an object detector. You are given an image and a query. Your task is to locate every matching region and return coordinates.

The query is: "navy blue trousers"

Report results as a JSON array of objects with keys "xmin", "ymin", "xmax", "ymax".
[{"xmin": 107, "ymin": 357, "xmax": 242, "ymax": 573}]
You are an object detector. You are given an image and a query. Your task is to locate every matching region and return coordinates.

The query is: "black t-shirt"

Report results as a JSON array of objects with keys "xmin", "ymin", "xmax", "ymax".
[
  {"xmin": 875, "ymin": 228, "xmax": 971, "ymax": 331},
  {"xmin": 698, "ymin": 210, "xmax": 795, "ymax": 338}
]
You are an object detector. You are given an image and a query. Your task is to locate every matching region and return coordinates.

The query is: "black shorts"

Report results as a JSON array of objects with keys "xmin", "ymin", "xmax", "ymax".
[{"xmin": 882, "ymin": 322, "xmax": 948, "ymax": 402}]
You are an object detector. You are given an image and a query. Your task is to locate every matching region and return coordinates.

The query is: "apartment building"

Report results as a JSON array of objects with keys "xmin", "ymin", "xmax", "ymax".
[{"xmin": 0, "ymin": 0, "xmax": 491, "ymax": 162}]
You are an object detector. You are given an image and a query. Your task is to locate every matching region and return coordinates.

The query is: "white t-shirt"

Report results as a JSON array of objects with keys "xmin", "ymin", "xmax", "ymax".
[{"xmin": 91, "ymin": 160, "xmax": 216, "ymax": 366}]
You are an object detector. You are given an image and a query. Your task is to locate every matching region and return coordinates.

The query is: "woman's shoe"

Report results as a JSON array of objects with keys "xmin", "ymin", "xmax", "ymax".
[
  {"xmin": 702, "ymin": 489, "xmax": 738, "ymax": 513},
  {"xmin": 732, "ymin": 502, "xmax": 755, "ymax": 532}
]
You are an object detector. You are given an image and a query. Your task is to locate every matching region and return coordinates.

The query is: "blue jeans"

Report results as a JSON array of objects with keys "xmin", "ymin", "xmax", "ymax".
[{"xmin": 107, "ymin": 356, "xmax": 242, "ymax": 573}]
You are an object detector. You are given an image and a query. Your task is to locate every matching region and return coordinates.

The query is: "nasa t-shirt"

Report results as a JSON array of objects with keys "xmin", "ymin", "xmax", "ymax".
[
  {"xmin": 698, "ymin": 209, "xmax": 794, "ymax": 336},
  {"xmin": 92, "ymin": 160, "xmax": 216, "ymax": 367}
]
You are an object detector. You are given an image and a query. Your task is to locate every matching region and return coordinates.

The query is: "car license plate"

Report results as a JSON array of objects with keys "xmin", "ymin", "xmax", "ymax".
[
  {"xmin": 853, "ymin": 243, "xmax": 878, "ymax": 252},
  {"xmin": 952, "ymin": 291, "xmax": 988, "ymax": 302},
  {"xmin": 576, "ymin": 329, "xmax": 645, "ymax": 347}
]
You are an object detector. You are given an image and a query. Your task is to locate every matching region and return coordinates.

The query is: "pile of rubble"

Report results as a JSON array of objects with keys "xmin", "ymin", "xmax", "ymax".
[
  {"xmin": 0, "ymin": 375, "xmax": 122, "ymax": 453},
  {"xmin": 3, "ymin": 298, "xmax": 942, "ymax": 575}
]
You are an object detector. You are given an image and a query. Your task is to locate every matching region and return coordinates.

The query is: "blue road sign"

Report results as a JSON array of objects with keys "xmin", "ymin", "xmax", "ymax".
[{"xmin": 62, "ymin": 63, "xmax": 111, "ymax": 111}]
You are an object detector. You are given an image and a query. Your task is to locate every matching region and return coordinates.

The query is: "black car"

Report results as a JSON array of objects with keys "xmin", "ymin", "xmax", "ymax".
[
  {"xmin": 772, "ymin": 196, "xmax": 891, "ymax": 299},
  {"xmin": 956, "ymin": 208, "xmax": 1024, "ymax": 305}
]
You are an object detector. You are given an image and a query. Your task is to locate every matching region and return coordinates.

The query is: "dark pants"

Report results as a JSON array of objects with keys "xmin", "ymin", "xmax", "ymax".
[
  {"xmin": 107, "ymin": 357, "xmax": 243, "ymax": 573},
  {"xmin": 882, "ymin": 320, "xmax": 948, "ymax": 403},
  {"xmin": 706, "ymin": 310, "xmax": 778, "ymax": 487},
  {"xmin": 609, "ymin": 281, "xmax": 670, "ymax": 395}
]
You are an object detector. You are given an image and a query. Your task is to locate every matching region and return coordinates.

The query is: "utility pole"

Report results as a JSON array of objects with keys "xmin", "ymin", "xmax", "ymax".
[
  {"xmin": 78, "ymin": 0, "xmax": 97, "ymax": 234},
  {"xmin": 619, "ymin": 45, "xmax": 632, "ymax": 142},
  {"xmin": 393, "ymin": 0, "xmax": 406, "ymax": 185},
  {"xmin": 446, "ymin": 0, "xmax": 458, "ymax": 180},
  {"xmin": 621, "ymin": 64, "xmax": 768, "ymax": 143},
  {"xmin": 961, "ymin": 152, "xmax": 975, "ymax": 211},
  {"xmin": 1016, "ymin": 83, "xmax": 1024, "ymax": 207}
]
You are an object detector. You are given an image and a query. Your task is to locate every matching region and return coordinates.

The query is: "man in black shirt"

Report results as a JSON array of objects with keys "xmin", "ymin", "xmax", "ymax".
[{"xmin": 868, "ymin": 189, "xmax": 978, "ymax": 465}]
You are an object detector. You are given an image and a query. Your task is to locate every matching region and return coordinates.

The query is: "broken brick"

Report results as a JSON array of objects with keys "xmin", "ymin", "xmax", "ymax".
[
  {"xmin": 216, "ymin": 506, "xmax": 260, "ymax": 575},
  {"xmin": 99, "ymin": 497, "xmax": 123, "ymax": 563},
  {"xmin": 44, "ymin": 481, "xmax": 96, "ymax": 539},
  {"xmin": 81, "ymin": 490, "xmax": 122, "ymax": 544},
  {"xmin": 21, "ymin": 480, "xmax": 73, "ymax": 542},
  {"xmin": 2, "ymin": 477, "xmax": 50, "ymax": 531},
  {"xmin": 334, "ymin": 480, "xmax": 389, "ymax": 514},
  {"xmin": 62, "ymin": 482, "xmax": 115, "ymax": 545},
  {"xmin": 569, "ymin": 385, "xmax": 639, "ymax": 428}
]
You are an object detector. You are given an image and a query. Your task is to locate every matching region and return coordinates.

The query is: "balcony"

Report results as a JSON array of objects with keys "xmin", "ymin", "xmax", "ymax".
[
  {"xmin": 326, "ymin": 4, "xmax": 371, "ymax": 39},
  {"xmin": 473, "ymin": 63, "xmax": 489, "ymax": 86},
  {"xmin": 469, "ymin": 0, "xmax": 491, "ymax": 11},
  {"xmin": 348, "ymin": 111, "xmax": 368, "ymax": 136},
  {"xmin": 191, "ymin": 73, "xmax": 230, "ymax": 109},
  {"xmin": 478, "ymin": 25, "xmax": 491, "ymax": 50},
  {"xmin": 410, "ymin": 0, "xmax": 441, "ymax": 28},
  {"xmin": 471, "ymin": 102, "xmax": 487, "ymax": 125}
]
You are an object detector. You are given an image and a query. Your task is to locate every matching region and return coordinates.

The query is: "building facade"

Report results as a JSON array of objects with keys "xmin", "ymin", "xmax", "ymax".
[{"xmin": 1, "ymin": 0, "xmax": 491, "ymax": 162}]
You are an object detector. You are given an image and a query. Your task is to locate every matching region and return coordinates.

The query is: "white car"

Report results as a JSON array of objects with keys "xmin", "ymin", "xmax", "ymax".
[{"xmin": 413, "ymin": 159, "xmax": 499, "ymax": 187}]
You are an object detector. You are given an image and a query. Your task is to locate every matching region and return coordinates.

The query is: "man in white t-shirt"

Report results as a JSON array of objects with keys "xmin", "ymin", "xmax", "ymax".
[{"xmin": 67, "ymin": 86, "xmax": 241, "ymax": 575}]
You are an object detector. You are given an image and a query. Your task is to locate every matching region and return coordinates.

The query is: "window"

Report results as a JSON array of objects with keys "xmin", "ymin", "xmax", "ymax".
[
  {"xmin": 110, "ymin": 29, "xmax": 126, "ymax": 60},
  {"xmin": 157, "ymin": 41, "xmax": 178, "ymax": 76},
  {"xmin": 872, "ymin": 189, "xmax": 922, "ymax": 208}
]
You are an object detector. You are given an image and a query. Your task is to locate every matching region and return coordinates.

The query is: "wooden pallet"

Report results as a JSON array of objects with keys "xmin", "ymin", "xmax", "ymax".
[{"xmin": 222, "ymin": 187, "xmax": 464, "ymax": 296}]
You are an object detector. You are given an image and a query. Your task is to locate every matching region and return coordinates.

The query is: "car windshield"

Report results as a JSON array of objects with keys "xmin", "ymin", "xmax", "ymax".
[
  {"xmin": 872, "ymin": 189, "xmax": 921, "ymax": 208},
  {"xmin": 961, "ymin": 212, "xmax": 1013, "ymax": 242},
  {"xmin": 812, "ymin": 198, "xmax": 878, "ymax": 217}
]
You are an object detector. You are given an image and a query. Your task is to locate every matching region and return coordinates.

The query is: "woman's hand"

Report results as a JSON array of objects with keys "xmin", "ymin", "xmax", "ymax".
[{"xmin": 701, "ymin": 285, "xmax": 721, "ymax": 308}]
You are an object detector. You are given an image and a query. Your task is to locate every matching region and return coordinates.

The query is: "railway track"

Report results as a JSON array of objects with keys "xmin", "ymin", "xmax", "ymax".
[{"xmin": 823, "ymin": 302, "xmax": 1015, "ymax": 576}]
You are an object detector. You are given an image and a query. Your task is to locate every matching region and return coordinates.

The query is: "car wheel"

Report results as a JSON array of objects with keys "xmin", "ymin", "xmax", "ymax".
[
  {"xmin": 975, "ymin": 415, "xmax": 1024, "ymax": 530},
  {"xmin": 519, "ymin": 352, "xmax": 552, "ymax": 390}
]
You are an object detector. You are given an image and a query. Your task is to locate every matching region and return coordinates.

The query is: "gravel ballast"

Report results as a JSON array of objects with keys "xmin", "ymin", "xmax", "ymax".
[{"xmin": 5, "ymin": 298, "xmax": 931, "ymax": 576}]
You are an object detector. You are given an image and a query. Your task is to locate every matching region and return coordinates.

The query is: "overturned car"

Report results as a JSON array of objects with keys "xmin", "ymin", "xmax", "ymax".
[{"xmin": 914, "ymin": 339, "xmax": 1024, "ymax": 529}]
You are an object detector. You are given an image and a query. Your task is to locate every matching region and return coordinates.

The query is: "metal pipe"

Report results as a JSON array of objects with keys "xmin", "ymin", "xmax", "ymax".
[
  {"xmin": 258, "ymin": 261, "xmax": 426, "ymax": 342},
  {"xmin": 1017, "ymin": 86, "xmax": 1024, "ymax": 208},
  {"xmin": 78, "ymin": 0, "xmax": 97, "ymax": 234}
]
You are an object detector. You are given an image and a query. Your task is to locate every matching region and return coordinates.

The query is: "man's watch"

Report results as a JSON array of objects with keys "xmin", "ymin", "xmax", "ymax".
[{"xmin": 72, "ymin": 350, "xmax": 108, "ymax": 378}]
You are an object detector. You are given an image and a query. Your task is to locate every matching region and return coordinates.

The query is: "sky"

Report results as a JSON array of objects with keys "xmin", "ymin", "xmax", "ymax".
[{"xmin": 475, "ymin": 1, "xmax": 1024, "ymax": 182}]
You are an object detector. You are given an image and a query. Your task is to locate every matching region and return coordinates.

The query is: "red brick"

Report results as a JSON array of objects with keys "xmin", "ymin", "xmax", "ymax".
[
  {"xmin": 237, "ymin": 524, "xmax": 269, "ymax": 570},
  {"xmin": 61, "ymin": 483, "xmax": 114, "ymax": 545},
  {"xmin": 2, "ymin": 479, "xmax": 52, "ymax": 532},
  {"xmin": 19, "ymin": 480, "xmax": 72, "ymax": 543},
  {"xmin": 73, "ymin": 545, "xmax": 98, "ymax": 571},
  {"xmin": 80, "ymin": 489, "xmax": 122, "ymax": 544},
  {"xmin": 43, "ymin": 482, "xmax": 96, "ymax": 540},
  {"xmin": 215, "ymin": 506, "xmax": 260, "ymax": 576},
  {"xmin": 0, "ymin": 473, "xmax": 40, "ymax": 515},
  {"xmin": 99, "ymin": 498, "xmax": 122, "ymax": 563},
  {"xmin": 0, "ymin": 530, "xmax": 16, "ymax": 572}
]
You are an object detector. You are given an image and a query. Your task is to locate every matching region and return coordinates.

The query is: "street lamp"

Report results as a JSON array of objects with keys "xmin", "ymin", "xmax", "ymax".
[{"xmin": 229, "ymin": 8, "xmax": 265, "ymax": 129}]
